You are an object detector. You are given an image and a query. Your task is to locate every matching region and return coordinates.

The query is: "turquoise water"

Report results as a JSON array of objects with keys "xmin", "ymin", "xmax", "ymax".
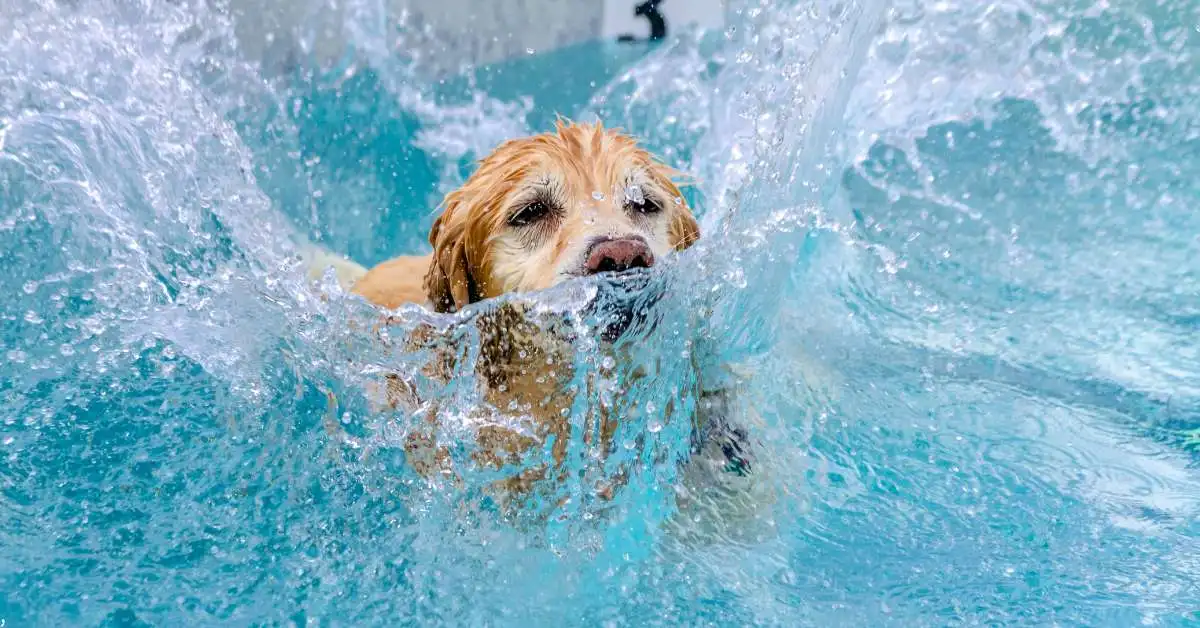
[{"xmin": 3, "ymin": 0, "xmax": 1200, "ymax": 625}]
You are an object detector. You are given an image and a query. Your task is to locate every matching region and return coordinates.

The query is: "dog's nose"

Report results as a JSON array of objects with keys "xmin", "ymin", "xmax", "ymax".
[{"xmin": 584, "ymin": 237, "xmax": 655, "ymax": 275}]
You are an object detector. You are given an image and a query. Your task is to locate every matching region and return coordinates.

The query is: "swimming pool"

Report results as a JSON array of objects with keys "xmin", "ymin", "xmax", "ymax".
[{"xmin": 2, "ymin": 0, "xmax": 1198, "ymax": 625}]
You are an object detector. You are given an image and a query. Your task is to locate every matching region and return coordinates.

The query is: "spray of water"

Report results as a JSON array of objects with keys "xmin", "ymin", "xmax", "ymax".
[{"xmin": 3, "ymin": 0, "xmax": 1200, "ymax": 623}]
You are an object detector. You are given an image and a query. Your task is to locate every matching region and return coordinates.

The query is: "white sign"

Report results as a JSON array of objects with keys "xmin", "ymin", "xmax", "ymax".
[{"xmin": 601, "ymin": 0, "xmax": 725, "ymax": 42}]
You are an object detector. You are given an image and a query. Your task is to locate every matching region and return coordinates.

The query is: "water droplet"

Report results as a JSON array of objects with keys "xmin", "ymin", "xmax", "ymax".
[
  {"xmin": 23, "ymin": 311, "xmax": 43, "ymax": 324},
  {"xmin": 674, "ymin": 197, "xmax": 684, "ymax": 205},
  {"xmin": 625, "ymin": 184, "xmax": 644, "ymax": 205},
  {"xmin": 22, "ymin": 281, "xmax": 37, "ymax": 295},
  {"xmin": 600, "ymin": 356, "xmax": 616, "ymax": 370},
  {"xmin": 648, "ymin": 421, "xmax": 663, "ymax": 434},
  {"xmin": 592, "ymin": 191, "xmax": 605, "ymax": 201},
  {"xmin": 59, "ymin": 344, "xmax": 75, "ymax": 356},
  {"xmin": 6, "ymin": 349, "xmax": 27, "ymax": 363}
]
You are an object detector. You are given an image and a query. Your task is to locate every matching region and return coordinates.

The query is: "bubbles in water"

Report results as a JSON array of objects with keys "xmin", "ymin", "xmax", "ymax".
[
  {"xmin": 1, "ymin": 0, "xmax": 1198, "ymax": 624},
  {"xmin": 722, "ymin": 267, "xmax": 748, "ymax": 290}
]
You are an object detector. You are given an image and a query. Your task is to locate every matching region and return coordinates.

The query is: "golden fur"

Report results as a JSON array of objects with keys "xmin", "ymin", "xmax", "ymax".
[
  {"xmin": 353, "ymin": 119, "xmax": 698, "ymax": 312},
  {"xmin": 311, "ymin": 120, "xmax": 747, "ymax": 515}
]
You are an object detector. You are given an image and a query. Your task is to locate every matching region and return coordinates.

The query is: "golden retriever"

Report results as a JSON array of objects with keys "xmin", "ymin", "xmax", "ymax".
[{"xmin": 305, "ymin": 119, "xmax": 760, "ymax": 520}]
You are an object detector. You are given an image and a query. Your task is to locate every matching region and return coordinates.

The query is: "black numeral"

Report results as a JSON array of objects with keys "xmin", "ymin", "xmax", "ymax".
[{"xmin": 617, "ymin": 0, "xmax": 668, "ymax": 43}]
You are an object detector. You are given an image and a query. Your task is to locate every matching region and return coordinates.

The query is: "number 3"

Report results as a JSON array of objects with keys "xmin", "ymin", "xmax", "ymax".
[{"xmin": 617, "ymin": 0, "xmax": 668, "ymax": 43}]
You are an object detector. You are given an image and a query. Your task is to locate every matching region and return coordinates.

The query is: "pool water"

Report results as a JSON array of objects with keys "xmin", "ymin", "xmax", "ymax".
[{"xmin": 3, "ymin": 0, "xmax": 1199, "ymax": 625}]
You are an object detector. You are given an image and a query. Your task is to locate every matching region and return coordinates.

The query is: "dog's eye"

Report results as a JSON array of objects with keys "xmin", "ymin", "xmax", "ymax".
[
  {"xmin": 509, "ymin": 201, "xmax": 552, "ymax": 227},
  {"xmin": 626, "ymin": 197, "xmax": 663, "ymax": 215},
  {"xmin": 624, "ymin": 185, "xmax": 662, "ymax": 215}
]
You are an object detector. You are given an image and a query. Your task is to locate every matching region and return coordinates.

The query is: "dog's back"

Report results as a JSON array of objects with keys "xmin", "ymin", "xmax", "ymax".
[{"xmin": 350, "ymin": 254, "xmax": 433, "ymax": 310}]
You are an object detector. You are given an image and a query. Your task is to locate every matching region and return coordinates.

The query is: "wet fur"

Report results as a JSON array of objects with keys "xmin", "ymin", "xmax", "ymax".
[{"xmin": 310, "ymin": 120, "xmax": 759, "ymax": 516}]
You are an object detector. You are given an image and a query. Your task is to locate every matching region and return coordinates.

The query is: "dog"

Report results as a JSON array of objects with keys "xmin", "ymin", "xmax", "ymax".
[{"xmin": 306, "ymin": 119, "xmax": 761, "ymax": 521}]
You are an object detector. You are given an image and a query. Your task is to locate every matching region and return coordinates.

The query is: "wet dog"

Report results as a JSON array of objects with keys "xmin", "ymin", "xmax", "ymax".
[{"xmin": 306, "ymin": 119, "xmax": 758, "ymax": 514}]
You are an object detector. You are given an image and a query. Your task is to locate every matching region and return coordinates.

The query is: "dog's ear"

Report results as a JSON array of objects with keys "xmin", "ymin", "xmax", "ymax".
[
  {"xmin": 669, "ymin": 205, "xmax": 701, "ymax": 251},
  {"xmin": 424, "ymin": 200, "xmax": 476, "ymax": 313},
  {"xmin": 652, "ymin": 163, "xmax": 701, "ymax": 250}
]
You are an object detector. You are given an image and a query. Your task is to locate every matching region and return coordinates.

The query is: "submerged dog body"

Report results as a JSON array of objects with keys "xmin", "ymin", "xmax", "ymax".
[{"xmin": 311, "ymin": 120, "xmax": 755, "ymax": 512}]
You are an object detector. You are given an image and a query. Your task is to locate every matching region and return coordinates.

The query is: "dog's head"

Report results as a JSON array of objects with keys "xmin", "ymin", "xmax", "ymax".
[{"xmin": 423, "ymin": 119, "xmax": 700, "ymax": 313}]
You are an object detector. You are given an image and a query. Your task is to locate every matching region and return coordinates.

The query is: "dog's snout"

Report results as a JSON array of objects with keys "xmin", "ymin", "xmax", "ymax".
[{"xmin": 584, "ymin": 237, "xmax": 655, "ymax": 275}]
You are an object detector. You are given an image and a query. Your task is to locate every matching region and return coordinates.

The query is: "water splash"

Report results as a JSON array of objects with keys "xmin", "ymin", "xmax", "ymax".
[{"xmin": 3, "ymin": 0, "xmax": 1200, "ymax": 624}]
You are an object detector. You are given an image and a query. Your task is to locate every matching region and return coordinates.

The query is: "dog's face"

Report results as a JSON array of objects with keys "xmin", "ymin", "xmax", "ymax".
[{"xmin": 423, "ymin": 120, "xmax": 700, "ymax": 313}]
